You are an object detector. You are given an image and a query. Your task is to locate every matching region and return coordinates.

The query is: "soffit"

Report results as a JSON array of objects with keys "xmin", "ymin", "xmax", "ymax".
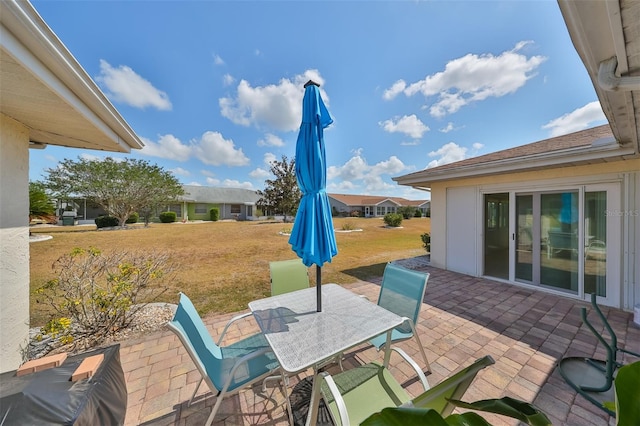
[
  {"xmin": 0, "ymin": 0, "xmax": 142, "ymax": 152},
  {"xmin": 558, "ymin": 0, "xmax": 640, "ymax": 154}
]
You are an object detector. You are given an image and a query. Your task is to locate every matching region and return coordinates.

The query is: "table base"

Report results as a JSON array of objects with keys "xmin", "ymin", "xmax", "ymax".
[{"xmin": 290, "ymin": 376, "xmax": 333, "ymax": 426}]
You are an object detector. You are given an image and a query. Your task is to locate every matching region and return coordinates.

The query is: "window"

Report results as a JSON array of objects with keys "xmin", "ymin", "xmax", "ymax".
[
  {"xmin": 168, "ymin": 204, "xmax": 182, "ymax": 216},
  {"xmin": 376, "ymin": 206, "xmax": 385, "ymax": 216},
  {"xmin": 194, "ymin": 204, "xmax": 207, "ymax": 214},
  {"xmin": 230, "ymin": 205, "xmax": 241, "ymax": 214}
]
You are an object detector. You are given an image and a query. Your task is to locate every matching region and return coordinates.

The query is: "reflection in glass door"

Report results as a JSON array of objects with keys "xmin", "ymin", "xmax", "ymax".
[
  {"xmin": 516, "ymin": 195, "xmax": 533, "ymax": 282},
  {"xmin": 584, "ymin": 191, "xmax": 607, "ymax": 297},
  {"xmin": 484, "ymin": 193, "xmax": 509, "ymax": 279},
  {"xmin": 541, "ymin": 192, "xmax": 579, "ymax": 293}
]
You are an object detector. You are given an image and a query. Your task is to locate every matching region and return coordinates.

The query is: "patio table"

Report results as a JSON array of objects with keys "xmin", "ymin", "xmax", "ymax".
[{"xmin": 249, "ymin": 283, "xmax": 404, "ymax": 426}]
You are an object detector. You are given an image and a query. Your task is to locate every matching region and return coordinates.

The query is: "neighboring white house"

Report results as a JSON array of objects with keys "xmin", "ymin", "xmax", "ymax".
[
  {"xmin": 328, "ymin": 193, "xmax": 430, "ymax": 218},
  {"xmin": 0, "ymin": 1, "xmax": 143, "ymax": 373},
  {"xmin": 394, "ymin": 0, "xmax": 640, "ymax": 312}
]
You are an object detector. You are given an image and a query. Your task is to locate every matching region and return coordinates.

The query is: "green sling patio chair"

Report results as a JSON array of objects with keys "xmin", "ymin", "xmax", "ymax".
[
  {"xmin": 167, "ymin": 292, "xmax": 289, "ymax": 426},
  {"xmin": 368, "ymin": 262, "xmax": 431, "ymax": 372},
  {"xmin": 318, "ymin": 350, "xmax": 495, "ymax": 426},
  {"xmin": 269, "ymin": 258, "xmax": 310, "ymax": 296}
]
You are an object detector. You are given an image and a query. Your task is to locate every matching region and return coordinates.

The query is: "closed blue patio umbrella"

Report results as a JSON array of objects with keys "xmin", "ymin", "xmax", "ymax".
[{"xmin": 289, "ymin": 80, "xmax": 338, "ymax": 312}]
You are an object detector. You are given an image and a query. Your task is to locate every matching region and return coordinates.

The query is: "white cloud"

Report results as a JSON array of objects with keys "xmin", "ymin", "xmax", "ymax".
[
  {"xmin": 96, "ymin": 60, "xmax": 172, "ymax": 110},
  {"xmin": 257, "ymin": 133, "xmax": 285, "ymax": 147},
  {"xmin": 193, "ymin": 131, "xmax": 250, "ymax": 166},
  {"xmin": 386, "ymin": 42, "xmax": 546, "ymax": 118},
  {"xmin": 223, "ymin": 74, "xmax": 235, "ymax": 86},
  {"xmin": 79, "ymin": 153, "xmax": 102, "ymax": 162},
  {"xmin": 472, "ymin": 142, "xmax": 484, "ymax": 150},
  {"xmin": 327, "ymin": 152, "xmax": 410, "ymax": 193},
  {"xmin": 140, "ymin": 134, "xmax": 191, "ymax": 161},
  {"xmin": 200, "ymin": 170, "xmax": 215, "ymax": 177},
  {"xmin": 186, "ymin": 181, "xmax": 202, "ymax": 186},
  {"xmin": 382, "ymin": 80, "xmax": 407, "ymax": 101},
  {"xmin": 542, "ymin": 101, "xmax": 607, "ymax": 137},
  {"xmin": 379, "ymin": 114, "xmax": 429, "ymax": 139},
  {"xmin": 400, "ymin": 140, "xmax": 420, "ymax": 146},
  {"xmin": 440, "ymin": 122, "xmax": 455, "ymax": 133},
  {"xmin": 170, "ymin": 167, "xmax": 190, "ymax": 176},
  {"xmin": 249, "ymin": 167, "xmax": 271, "ymax": 179},
  {"xmin": 221, "ymin": 179, "xmax": 254, "ymax": 189},
  {"xmin": 205, "ymin": 177, "xmax": 221, "ymax": 186},
  {"xmin": 263, "ymin": 152, "xmax": 277, "ymax": 165},
  {"xmin": 213, "ymin": 54, "xmax": 225, "ymax": 65},
  {"xmin": 426, "ymin": 142, "xmax": 469, "ymax": 168},
  {"xmin": 219, "ymin": 70, "xmax": 327, "ymax": 131}
]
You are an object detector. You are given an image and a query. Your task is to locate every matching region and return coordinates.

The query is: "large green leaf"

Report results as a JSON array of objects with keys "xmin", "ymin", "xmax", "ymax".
[
  {"xmin": 614, "ymin": 361, "xmax": 640, "ymax": 424},
  {"xmin": 361, "ymin": 397, "xmax": 552, "ymax": 426},
  {"xmin": 361, "ymin": 407, "xmax": 450, "ymax": 426},
  {"xmin": 450, "ymin": 397, "xmax": 551, "ymax": 426}
]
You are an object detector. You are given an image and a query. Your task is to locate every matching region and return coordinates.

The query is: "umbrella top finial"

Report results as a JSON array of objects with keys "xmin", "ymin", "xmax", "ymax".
[{"xmin": 304, "ymin": 80, "xmax": 320, "ymax": 88}]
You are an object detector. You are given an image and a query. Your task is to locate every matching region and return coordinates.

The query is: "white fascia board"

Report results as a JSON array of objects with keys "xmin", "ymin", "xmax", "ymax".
[
  {"xmin": 394, "ymin": 143, "xmax": 637, "ymax": 188},
  {"xmin": 1, "ymin": 1, "xmax": 143, "ymax": 151}
]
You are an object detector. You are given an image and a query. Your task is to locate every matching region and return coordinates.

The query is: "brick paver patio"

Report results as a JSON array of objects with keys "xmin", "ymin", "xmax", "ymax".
[{"xmin": 119, "ymin": 261, "xmax": 639, "ymax": 425}]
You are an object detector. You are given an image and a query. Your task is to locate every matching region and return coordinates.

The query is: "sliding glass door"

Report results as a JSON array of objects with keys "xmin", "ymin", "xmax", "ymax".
[
  {"xmin": 484, "ymin": 184, "xmax": 619, "ymax": 306},
  {"xmin": 541, "ymin": 191, "xmax": 579, "ymax": 293},
  {"xmin": 484, "ymin": 193, "xmax": 509, "ymax": 279}
]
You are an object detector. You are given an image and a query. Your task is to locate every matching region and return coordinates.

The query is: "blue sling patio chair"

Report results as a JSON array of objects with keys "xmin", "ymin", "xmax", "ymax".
[
  {"xmin": 269, "ymin": 258, "xmax": 310, "ymax": 296},
  {"xmin": 317, "ymin": 350, "xmax": 495, "ymax": 426},
  {"xmin": 166, "ymin": 292, "xmax": 290, "ymax": 426},
  {"xmin": 368, "ymin": 262, "xmax": 431, "ymax": 372}
]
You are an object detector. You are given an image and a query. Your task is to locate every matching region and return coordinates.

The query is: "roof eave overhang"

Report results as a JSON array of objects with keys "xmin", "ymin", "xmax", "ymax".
[
  {"xmin": 0, "ymin": 0, "xmax": 143, "ymax": 152},
  {"xmin": 394, "ymin": 143, "xmax": 636, "ymax": 189},
  {"xmin": 558, "ymin": 0, "xmax": 640, "ymax": 154}
]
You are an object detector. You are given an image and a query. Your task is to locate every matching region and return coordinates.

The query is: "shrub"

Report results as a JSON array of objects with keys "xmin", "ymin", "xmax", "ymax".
[
  {"xmin": 95, "ymin": 215, "xmax": 119, "ymax": 228},
  {"xmin": 383, "ymin": 213, "xmax": 403, "ymax": 227},
  {"xmin": 209, "ymin": 207, "xmax": 219, "ymax": 221},
  {"xmin": 414, "ymin": 209, "xmax": 423, "ymax": 218},
  {"xmin": 350, "ymin": 210, "xmax": 361, "ymax": 217},
  {"xmin": 33, "ymin": 247, "xmax": 173, "ymax": 351},
  {"xmin": 398, "ymin": 206, "xmax": 416, "ymax": 219},
  {"xmin": 159, "ymin": 211, "xmax": 177, "ymax": 223},
  {"xmin": 341, "ymin": 221, "xmax": 356, "ymax": 231},
  {"xmin": 126, "ymin": 212, "xmax": 139, "ymax": 224},
  {"xmin": 421, "ymin": 232, "xmax": 431, "ymax": 252}
]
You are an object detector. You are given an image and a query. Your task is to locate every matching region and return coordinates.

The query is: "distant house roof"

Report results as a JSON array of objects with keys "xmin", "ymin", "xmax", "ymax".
[
  {"xmin": 328, "ymin": 193, "xmax": 429, "ymax": 208},
  {"xmin": 394, "ymin": 125, "xmax": 636, "ymax": 189},
  {"xmin": 180, "ymin": 185, "xmax": 260, "ymax": 204}
]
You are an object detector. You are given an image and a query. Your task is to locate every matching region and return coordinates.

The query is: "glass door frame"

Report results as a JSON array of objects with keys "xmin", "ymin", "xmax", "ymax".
[{"xmin": 481, "ymin": 182, "xmax": 621, "ymax": 307}]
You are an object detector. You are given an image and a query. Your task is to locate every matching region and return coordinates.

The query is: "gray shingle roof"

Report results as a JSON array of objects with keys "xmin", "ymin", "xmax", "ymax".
[{"xmin": 179, "ymin": 186, "xmax": 260, "ymax": 204}]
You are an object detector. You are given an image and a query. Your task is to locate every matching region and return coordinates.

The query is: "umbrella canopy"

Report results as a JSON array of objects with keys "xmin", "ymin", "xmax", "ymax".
[{"xmin": 289, "ymin": 80, "xmax": 338, "ymax": 312}]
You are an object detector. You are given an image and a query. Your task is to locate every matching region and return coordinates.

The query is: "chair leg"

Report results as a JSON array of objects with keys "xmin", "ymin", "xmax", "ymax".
[
  {"xmin": 188, "ymin": 378, "xmax": 203, "ymax": 406},
  {"xmin": 205, "ymin": 392, "xmax": 225, "ymax": 426},
  {"xmin": 410, "ymin": 322, "xmax": 431, "ymax": 374},
  {"xmin": 280, "ymin": 370, "xmax": 294, "ymax": 426}
]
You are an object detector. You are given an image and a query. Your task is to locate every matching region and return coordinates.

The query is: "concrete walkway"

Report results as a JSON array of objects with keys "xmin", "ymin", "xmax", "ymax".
[{"xmin": 119, "ymin": 263, "xmax": 639, "ymax": 425}]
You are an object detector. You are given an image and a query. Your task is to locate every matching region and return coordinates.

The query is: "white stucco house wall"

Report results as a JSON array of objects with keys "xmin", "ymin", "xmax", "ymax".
[
  {"xmin": 0, "ymin": 0, "xmax": 143, "ymax": 373},
  {"xmin": 394, "ymin": 1, "xmax": 640, "ymax": 312}
]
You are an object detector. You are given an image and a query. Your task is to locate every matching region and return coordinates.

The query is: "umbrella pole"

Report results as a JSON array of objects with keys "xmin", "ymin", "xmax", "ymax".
[{"xmin": 316, "ymin": 265, "xmax": 322, "ymax": 312}]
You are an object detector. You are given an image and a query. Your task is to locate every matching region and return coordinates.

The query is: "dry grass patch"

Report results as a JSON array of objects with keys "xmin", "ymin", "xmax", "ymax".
[{"xmin": 30, "ymin": 217, "xmax": 430, "ymax": 326}]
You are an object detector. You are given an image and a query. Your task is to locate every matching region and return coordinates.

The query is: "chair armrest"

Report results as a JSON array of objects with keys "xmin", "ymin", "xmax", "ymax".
[
  {"xmin": 216, "ymin": 312, "xmax": 253, "ymax": 345},
  {"xmin": 319, "ymin": 371, "xmax": 350, "ymax": 426},
  {"xmin": 390, "ymin": 347, "xmax": 430, "ymax": 392}
]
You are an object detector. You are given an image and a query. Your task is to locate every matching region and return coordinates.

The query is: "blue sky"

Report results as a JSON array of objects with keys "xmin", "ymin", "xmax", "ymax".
[{"xmin": 29, "ymin": 1, "xmax": 607, "ymax": 200}]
